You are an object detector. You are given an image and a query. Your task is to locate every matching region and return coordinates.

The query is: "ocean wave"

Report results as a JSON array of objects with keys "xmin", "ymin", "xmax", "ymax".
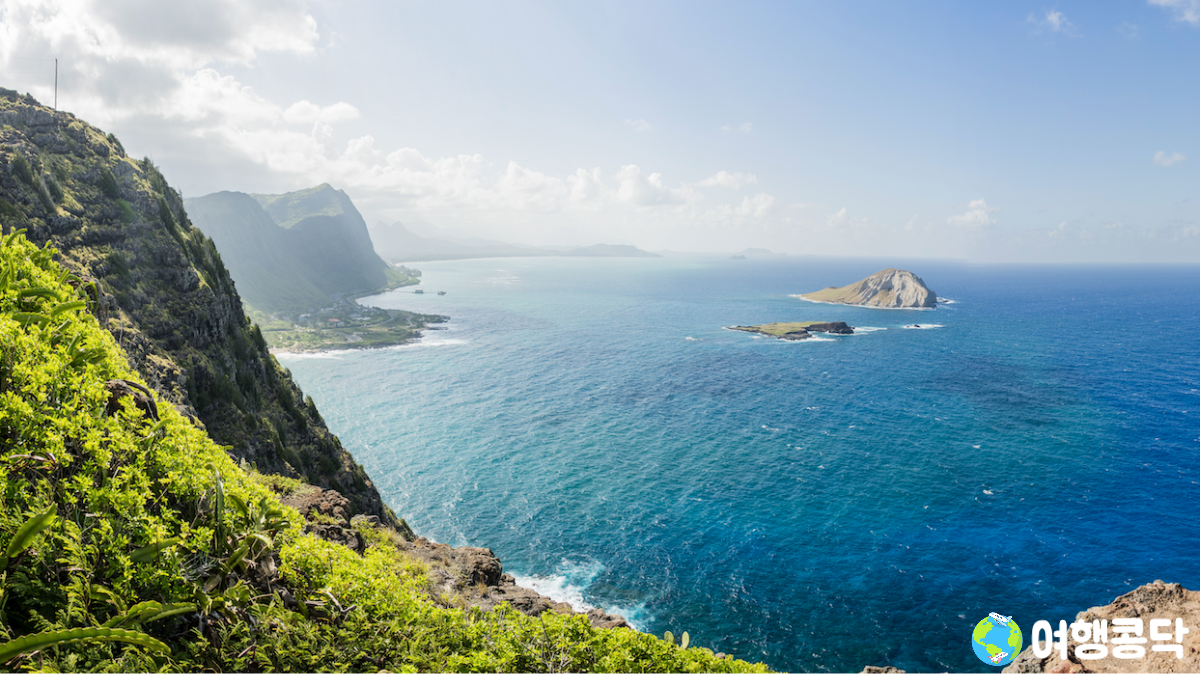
[
  {"xmin": 273, "ymin": 351, "xmax": 346, "ymax": 360},
  {"xmin": 684, "ymin": 336, "xmax": 699, "ymax": 341},
  {"xmin": 850, "ymin": 326, "xmax": 887, "ymax": 334},
  {"xmin": 902, "ymin": 323, "xmax": 944, "ymax": 329},
  {"xmin": 514, "ymin": 559, "xmax": 649, "ymax": 630}
]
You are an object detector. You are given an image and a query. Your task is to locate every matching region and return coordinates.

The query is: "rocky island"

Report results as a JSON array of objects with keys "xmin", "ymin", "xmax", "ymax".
[
  {"xmin": 799, "ymin": 268, "xmax": 937, "ymax": 309},
  {"xmin": 729, "ymin": 321, "xmax": 855, "ymax": 340}
]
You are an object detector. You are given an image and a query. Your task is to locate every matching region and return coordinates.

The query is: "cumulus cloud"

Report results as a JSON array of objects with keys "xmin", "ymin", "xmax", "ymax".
[
  {"xmin": 1028, "ymin": 9, "xmax": 1078, "ymax": 35},
  {"xmin": 947, "ymin": 199, "xmax": 999, "ymax": 228},
  {"xmin": 0, "ymin": 0, "xmax": 323, "ymax": 126},
  {"xmin": 720, "ymin": 122, "xmax": 753, "ymax": 134},
  {"xmin": 696, "ymin": 171, "xmax": 758, "ymax": 189},
  {"xmin": 1154, "ymin": 150, "xmax": 1186, "ymax": 167},
  {"xmin": 625, "ymin": 118, "xmax": 652, "ymax": 132},
  {"xmin": 1148, "ymin": 0, "xmax": 1200, "ymax": 25}
]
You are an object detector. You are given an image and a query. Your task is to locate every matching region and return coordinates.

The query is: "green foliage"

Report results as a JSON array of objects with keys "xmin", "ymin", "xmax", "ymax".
[
  {"xmin": 0, "ymin": 626, "xmax": 168, "ymax": 662},
  {"xmin": 114, "ymin": 198, "xmax": 135, "ymax": 223},
  {"xmin": 98, "ymin": 166, "xmax": 120, "ymax": 200},
  {"xmin": 42, "ymin": 173, "xmax": 63, "ymax": 204},
  {"xmin": 10, "ymin": 153, "xmax": 33, "ymax": 186}
]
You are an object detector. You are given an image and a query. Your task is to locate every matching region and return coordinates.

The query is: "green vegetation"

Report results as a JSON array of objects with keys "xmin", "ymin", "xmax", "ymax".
[
  {"xmin": 0, "ymin": 86, "xmax": 397, "ymax": 529},
  {"xmin": 0, "ymin": 229, "xmax": 767, "ymax": 672}
]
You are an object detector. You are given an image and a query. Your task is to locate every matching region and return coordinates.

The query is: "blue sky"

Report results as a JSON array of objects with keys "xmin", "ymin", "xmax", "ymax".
[{"xmin": 2, "ymin": 1, "xmax": 1197, "ymax": 261}]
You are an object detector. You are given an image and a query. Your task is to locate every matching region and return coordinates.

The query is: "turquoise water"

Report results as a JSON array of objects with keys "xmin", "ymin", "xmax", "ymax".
[{"xmin": 278, "ymin": 256, "xmax": 1200, "ymax": 672}]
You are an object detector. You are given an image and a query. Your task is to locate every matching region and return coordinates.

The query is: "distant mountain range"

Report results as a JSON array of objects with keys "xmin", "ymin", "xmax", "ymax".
[
  {"xmin": 185, "ymin": 184, "xmax": 413, "ymax": 312},
  {"xmin": 369, "ymin": 221, "xmax": 660, "ymax": 262}
]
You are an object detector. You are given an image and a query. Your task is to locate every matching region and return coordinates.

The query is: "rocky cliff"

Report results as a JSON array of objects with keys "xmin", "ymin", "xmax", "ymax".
[
  {"xmin": 1004, "ymin": 581, "xmax": 1200, "ymax": 673},
  {"xmin": 800, "ymin": 268, "xmax": 937, "ymax": 308},
  {"xmin": 0, "ymin": 89, "xmax": 397, "ymax": 527}
]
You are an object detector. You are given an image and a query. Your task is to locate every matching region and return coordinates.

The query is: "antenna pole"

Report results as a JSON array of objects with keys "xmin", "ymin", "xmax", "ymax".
[{"xmin": 54, "ymin": 59, "xmax": 57, "ymax": 110}]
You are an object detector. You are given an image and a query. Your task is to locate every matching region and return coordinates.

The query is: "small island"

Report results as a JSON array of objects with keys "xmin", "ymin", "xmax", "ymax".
[
  {"xmin": 799, "ymin": 268, "xmax": 937, "ymax": 308},
  {"xmin": 729, "ymin": 321, "xmax": 854, "ymax": 341}
]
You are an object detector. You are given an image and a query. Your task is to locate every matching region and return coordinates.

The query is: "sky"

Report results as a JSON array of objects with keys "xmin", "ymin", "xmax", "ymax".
[{"xmin": 1, "ymin": 0, "xmax": 1198, "ymax": 262}]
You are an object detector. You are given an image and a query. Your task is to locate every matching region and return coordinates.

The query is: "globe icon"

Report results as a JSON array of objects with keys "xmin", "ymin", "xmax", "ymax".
[{"xmin": 972, "ymin": 613, "xmax": 1022, "ymax": 666}]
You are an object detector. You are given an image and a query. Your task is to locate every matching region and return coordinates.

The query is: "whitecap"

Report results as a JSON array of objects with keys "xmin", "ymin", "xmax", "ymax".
[
  {"xmin": 273, "ymin": 351, "xmax": 346, "ymax": 360},
  {"xmin": 514, "ymin": 559, "xmax": 649, "ymax": 630},
  {"xmin": 684, "ymin": 336, "xmax": 698, "ymax": 341},
  {"xmin": 849, "ymin": 326, "xmax": 887, "ymax": 334},
  {"xmin": 902, "ymin": 323, "xmax": 944, "ymax": 330}
]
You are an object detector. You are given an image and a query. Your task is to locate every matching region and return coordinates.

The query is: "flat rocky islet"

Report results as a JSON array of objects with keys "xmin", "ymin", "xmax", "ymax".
[{"xmin": 729, "ymin": 321, "xmax": 854, "ymax": 341}]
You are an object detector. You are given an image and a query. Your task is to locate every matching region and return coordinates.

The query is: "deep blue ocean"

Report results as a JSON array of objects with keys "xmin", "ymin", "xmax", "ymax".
[{"xmin": 276, "ymin": 256, "xmax": 1200, "ymax": 673}]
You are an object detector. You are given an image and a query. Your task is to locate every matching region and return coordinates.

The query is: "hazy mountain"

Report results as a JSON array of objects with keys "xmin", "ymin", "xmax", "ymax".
[{"xmin": 186, "ymin": 184, "xmax": 410, "ymax": 312}]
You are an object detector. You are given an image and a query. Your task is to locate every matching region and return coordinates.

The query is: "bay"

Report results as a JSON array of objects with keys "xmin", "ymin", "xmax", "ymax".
[{"xmin": 278, "ymin": 256, "xmax": 1200, "ymax": 672}]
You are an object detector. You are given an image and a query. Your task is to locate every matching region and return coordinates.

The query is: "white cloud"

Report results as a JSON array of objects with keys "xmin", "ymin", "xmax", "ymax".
[
  {"xmin": 615, "ymin": 165, "xmax": 692, "ymax": 206},
  {"xmin": 0, "ymin": 0, "xmax": 322, "ymax": 128},
  {"xmin": 696, "ymin": 171, "xmax": 758, "ymax": 189},
  {"xmin": 1028, "ymin": 9, "xmax": 1078, "ymax": 35},
  {"xmin": 828, "ymin": 207, "xmax": 870, "ymax": 228},
  {"xmin": 1154, "ymin": 150, "xmax": 1186, "ymax": 167},
  {"xmin": 1148, "ymin": 0, "xmax": 1200, "ymax": 25},
  {"xmin": 720, "ymin": 122, "xmax": 753, "ymax": 134},
  {"xmin": 947, "ymin": 199, "xmax": 999, "ymax": 228},
  {"xmin": 625, "ymin": 118, "xmax": 652, "ymax": 132}
]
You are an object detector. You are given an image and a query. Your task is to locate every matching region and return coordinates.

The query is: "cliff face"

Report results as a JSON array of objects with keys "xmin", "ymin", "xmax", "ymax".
[
  {"xmin": 0, "ymin": 89, "xmax": 398, "ymax": 527},
  {"xmin": 252, "ymin": 184, "xmax": 392, "ymax": 298},
  {"xmin": 185, "ymin": 185, "xmax": 407, "ymax": 313},
  {"xmin": 1004, "ymin": 581, "xmax": 1200, "ymax": 674},
  {"xmin": 801, "ymin": 268, "xmax": 938, "ymax": 308}
]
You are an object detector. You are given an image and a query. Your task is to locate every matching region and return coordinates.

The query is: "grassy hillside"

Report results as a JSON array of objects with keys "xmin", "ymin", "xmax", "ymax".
[
  {"xmin": 0, "ymin": 88, "xmax": 395, "ymax": 525},
  {"xmin": 0, "ymin": 229, "xmax": 768, "ymax": 672}
]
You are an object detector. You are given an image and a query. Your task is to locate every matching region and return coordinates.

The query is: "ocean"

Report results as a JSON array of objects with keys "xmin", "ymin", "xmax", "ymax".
[{"xmin": 276, "ymin": 255, "xmax": 1200, "ymax": 672}]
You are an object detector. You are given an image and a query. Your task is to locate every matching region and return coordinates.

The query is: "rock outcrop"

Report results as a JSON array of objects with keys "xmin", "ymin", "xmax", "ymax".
[
  {"xmin": 800, "ymin": 269, "xmax": 937, "ymax": 308},
  {"xmin": 1004, "ymin": 580, "xmax": 1200, "ymax": 673}
]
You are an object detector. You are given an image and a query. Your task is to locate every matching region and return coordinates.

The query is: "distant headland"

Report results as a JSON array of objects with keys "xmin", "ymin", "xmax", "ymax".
[{"xmin": 798, "ymin": 268, "xmax": 937, "ymax": 309}]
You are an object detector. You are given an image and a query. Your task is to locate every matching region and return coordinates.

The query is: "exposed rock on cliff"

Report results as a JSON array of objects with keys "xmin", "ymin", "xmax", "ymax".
[
  {"xmin": 800, "ymin": 269, "xmax": 937, "ymax": 308},
  {"xmin": 1004, "ymin": 580, "xmax": 1200, "ymax": 673},
  {"xmin": 0, "ymin": 88, "xmax": 398, "ymax": 528}
]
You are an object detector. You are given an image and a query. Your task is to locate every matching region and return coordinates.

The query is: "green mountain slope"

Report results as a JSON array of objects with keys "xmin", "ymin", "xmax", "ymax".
[
  {"xmin": 180, "ymin": 191, "xmax": 329, "ymax": 311},
  {"xmin": 186, "ymin": 185, "xmax": 417, "ymax": 313},
  {"xmin": 0, "ymin": 88, "xmax": 395, "ymax": 525},
  {"xmin": 251, "ymin": 184, "xmax": 392, "ymax": 300}
]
